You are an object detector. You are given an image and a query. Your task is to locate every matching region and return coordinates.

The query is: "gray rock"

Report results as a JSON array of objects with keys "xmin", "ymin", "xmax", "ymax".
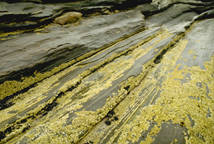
[
  {"xmin": 0, "ymin": 7, "xmax": 145, "ymax": 83},
  {"xmin": 0, "ymin": 0, "xmax": 151, "ymax": 32},
  {"xmin": 0, "ymin": 1, "xmax": 214, "ymax": 144}
]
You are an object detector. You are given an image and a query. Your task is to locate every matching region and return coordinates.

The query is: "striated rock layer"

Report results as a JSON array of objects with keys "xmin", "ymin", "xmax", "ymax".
[{"xmin": 0, "ymin": 0, "xmax": 214, "ymax": 143}]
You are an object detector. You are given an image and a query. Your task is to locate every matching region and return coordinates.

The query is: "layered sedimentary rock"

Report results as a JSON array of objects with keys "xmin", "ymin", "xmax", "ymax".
[
  {"xmin": 0, "ymin": 0, "xmax": 150, "ymax": 32},
  {"xmin": 0, "ymin": 0, "xmax": 214, "ymax": 143}
]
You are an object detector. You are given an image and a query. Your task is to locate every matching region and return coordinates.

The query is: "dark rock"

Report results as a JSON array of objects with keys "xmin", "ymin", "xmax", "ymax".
[
  {"xmin": 105, "ymin": 120, "xmax": 111, "ymax": 125},
  {"xmin": 114, "ymin": 116, "xmax": 119, "ymax": 121},
  {"xmin": 107, "ymin": 110, "xmax": 115, "ymax": 118}
]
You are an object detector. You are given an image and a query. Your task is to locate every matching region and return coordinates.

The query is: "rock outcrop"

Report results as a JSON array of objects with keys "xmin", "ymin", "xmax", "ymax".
[
  {"xmin": 0, "ymin": 0, "xmax": 151, "ymax": 32},
  {"xmin": 0, "ymin": 0, "xmax": 214, "ymax": 144}
]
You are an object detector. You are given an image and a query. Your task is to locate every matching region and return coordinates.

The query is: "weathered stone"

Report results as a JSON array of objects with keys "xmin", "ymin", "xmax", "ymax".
[
  {"xmin": 54, "ymin": 12, "xmax": 82, "ymax": 25},
  {"xmin": 0, "ymin": 6, "xmax": 145, "ymax": 98},
  {"xmin": 0, "ymin": 0, "xmax": 151, "ymax": 32},
  {"xmin": 0, "ymin": 0, "xmax": 214, "ymax": 144}
]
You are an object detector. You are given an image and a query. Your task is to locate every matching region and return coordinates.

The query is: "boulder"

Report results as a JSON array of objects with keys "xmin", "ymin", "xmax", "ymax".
[{"xmin": 54, "ymin": 12, "xmax": 82, "ymax": 25}]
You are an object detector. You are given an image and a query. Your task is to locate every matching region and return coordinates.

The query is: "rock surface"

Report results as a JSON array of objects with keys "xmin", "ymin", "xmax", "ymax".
[
  {"xmin": 0, "ymin": 0, "xmax": 214, "ymax": 144},
  {"xmin": 0, "ymin": 0, "xmax": 150, "ymax": 32}
]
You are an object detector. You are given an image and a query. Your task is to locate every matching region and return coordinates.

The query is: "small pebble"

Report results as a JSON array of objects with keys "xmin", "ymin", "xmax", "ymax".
[
  {"xmin": 105, "ymin": 120, "xmax": 111, "ymax": 125},
  {"xmin": 114, "ymin": 116, "xmax": 119, "ymax": 121}
]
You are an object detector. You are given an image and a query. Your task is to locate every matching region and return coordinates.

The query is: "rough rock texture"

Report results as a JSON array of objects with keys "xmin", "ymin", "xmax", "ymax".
[
  {"xmin": 0, "ymin": 0, "xmax": 151, "ymax": 32},
  {"xmin": 0, "ymin": 0, "xmax": 214, "ymax": 144}
]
